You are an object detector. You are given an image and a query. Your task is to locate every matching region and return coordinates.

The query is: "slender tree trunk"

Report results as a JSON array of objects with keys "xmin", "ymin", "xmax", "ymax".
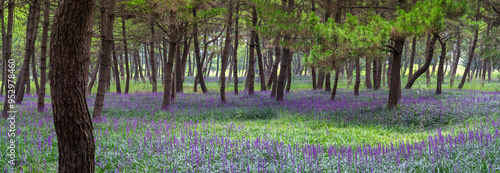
[
  {"xmin": 354, "ymin": 57, "xmax": 361, "ymax": 96},
  {"xmin": 122, "ymin": 16, "xmax": 130, "ymax": 93},
  {"xmin": 179, "ymin": 37, "xmax": 191, "ymax": 92},
  {"xmin": 2, "ymin": 0, "xmax": 14, "ymax": 118},
  {"xmin": 285, "ymin": 51, "xmax": 292, "ymax": 92},
  {"xmin": 246, "ymin": 8, "xmax": 257, "ymax": 95},
  {"xmin": 330, "ymin": 68, "xmax": 340, "ymax": 101},
  {"xmin": 192, "ymin": 5, "xmax": 208, "ymax": 93},
  {"xmin": 458, "ymin": 19, "xmax": 479, "ymax": 89},
  {"xmin": 0, "ymin": 1, "xmax": 5, "ymax": 96},
  {"xmin": 270, "ymin": 42, "xmax": 280, "ymax": 98},
  {"xmin": 450, "ymin": 29, "xmax": 461, "ymax": 87},
  {"xmin": 256, "ymin": 33, "xmax": 266, "ymax": 91},
  {"xmin": 87, "ymin": 57, "xmax": 100, "ymax": 94},
  {"xmin": 49, "ymin": 0, "xmax": 96, "ymax": 171},
  {"xmin": 277, "ymin": 38, "xmax": 290, "ymax": 101},
  {"xmin": 233, "ymin": 3, "xmax": 240, "ymax": 94},
  {"xmin": 402, "ymin": 43, "xmax": 409, "ymax": 77},
  {"xmin": 161, "ymin": 37, "xmax": 177, "ymax": 110},
  {"xmin": 37, "ymin": 0, "xmax": 50, "ymax": 111},
  {"xmin": 93, "ymin": 0, "xmax": 116, "ymax": 118},
  {"xmin": 149, "ymin": 18, "xmax": 157, "ymax": 92},
  {"xmin": 16, "ymin": 0, "xmax": 41, "ymax": 104},
  {"xmin": 365, "ymin": 58, "xmax": 372, "ymax": 89},
  {"xmin": 325, "ymin": 73, "xmax": 331, "ymax": 91},
  {"xmin": 482, "ymin": 23, "xmax": 492, "ymax": 87},
  {"xmin": 111, "ymin": 38, "xmax": 121, "ymax": 93},
  {"xmin": 387, "ymin": 38, "xmax": 405, "ymax": 108},
  {"xmin": 220, "ymin": 0, "xmax": 234, "ymax": 103},
  {"xmin": 405, "ymin": 34, "xmax": 437, "ymax": 89},
  {"xmin": 408, "ymin": 37, "xmax": 416, "ymax": 79},
  {"xmin": 137, "ymin": 49, "xmax": 145, "ymax": 82}
]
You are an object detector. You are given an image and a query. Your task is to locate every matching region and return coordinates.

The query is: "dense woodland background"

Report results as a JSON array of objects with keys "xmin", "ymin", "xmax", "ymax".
[{"xmin": 1, "ymin": 0, "xmax": 500, "ymax": 171}]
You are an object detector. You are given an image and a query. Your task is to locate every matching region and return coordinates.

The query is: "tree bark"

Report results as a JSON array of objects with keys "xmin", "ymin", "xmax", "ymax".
[
  {"xmin": 37, "ymin": 0, "xmax": 50, "ymax": 111},
  {"xmin": 247, "ymin": 7, "xmax": 257, "ymax": 95},
  {"xmin": 317, "ymin": 72, "xmax": 325, "ymax": 89},
  {"xmin": 122, "ymin": 16, "xmax": 130, "ymax": 93},
  {"xmin": 458, "ymin": 25, "xmax": 479, "ymax": 89},
  {"xmin": 435, "ymin": 34, "xmax": 446, "ymax": 95},
  {"xmin": 285, "ymin": 51, "xmax": 292, "ymax": 93},
  {"xmin": 270, "ymin": 41, "xmax": 280, "ymax": 98},
  {"xmin": 330, "ymin": 68, "xmax": 340, "ymax": 101},
  {"xmin": 311, "ymin": 67, "xmax": 317, "ymax": 90},
  {"xmin": 408, "ymin": 37, "xmax": 416, "ymax": 79},
  {"xmin": 354, "ymin": 57, "xmax": 360, "ymax": 96},
  {"xmin": 2, "ymin": 0, "xmax": 14, "ymax": 118},
  {"xmin": 192, "ymin": 5, "xmax": 208, "ymax": 93},
  {"xmin": 325, "ymin": 72, "xmax": 331, "ymax": 91},
  {"xmin": 161, "ymin": 38, "xmax": 176, "ymax": 110},
  {"xmin": 387, "ymin": 38, "xmax": 405, "ymax": 108},
  {"xmin": 0, "ymin": 1, "xmax": 5, "ymax": 97},
  {"xmin": 256, "ymin": 33, "xmax": 266, "ymax": 91},
  {"xmin": 16, "ymin": 0, "xmax": 41, "ymax": 104},
  {"xmin": 149, "ymin": 17, "xmax": 157, "ymax": 92},
  {"xmin": 404, "ymin": 34, "xmax": 437, "ymax": 89},
  {"xmin": 220, "ymin": 0, "xmax": 234, "ymax": 103},
  {"xmin": 49, "ymin": 0, "xmax": 95, "ymax": 171},
  {"xmin": 450, "ymin": 29, "xmax": 461, "ymax": 87},
  {"xmin": 93, "ymin": 0, "xmax": 115, "ymax": 118},
  {"xmin": 111, "ymin": 32, "xmax": 121, "ymax": 94},
  {"xmin": 233, "ymin": 3, "xmax": 240, "ymax": 94},
  {"xmin": 365, "ymin": 58, "xmax": 372, "ymax": 89}
]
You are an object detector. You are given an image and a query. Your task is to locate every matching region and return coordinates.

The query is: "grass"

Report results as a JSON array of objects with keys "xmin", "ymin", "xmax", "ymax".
[{"xmin": 1, "ymin": 74, "xmax": 500, "ymax": 172}]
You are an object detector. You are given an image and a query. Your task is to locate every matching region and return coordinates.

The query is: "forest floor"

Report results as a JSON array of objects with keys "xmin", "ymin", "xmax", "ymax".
[{"xmin": 1, "ymin": 75, "xmax": 500, "ymax": 172}]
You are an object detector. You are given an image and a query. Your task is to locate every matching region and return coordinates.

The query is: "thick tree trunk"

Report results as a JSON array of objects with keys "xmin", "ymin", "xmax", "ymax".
[
  {"xmin": 354, "ymin": 57, "xmax": 360, "ymax": 96},
  {"xmin": 49, "ymin": 0, "xmax": 96, "ymax": 171},
  {"xmin": 0, "ymin": 1, "xmax": 5, "ymax": 96},
  {"xmin": 435, "ymin": 34, "xmax": 446, "ymax": 95},
  {"xmin": 325, "ymin": 73, "xmax": 331, "ymax": 91},
  {"xmin": 161, "ymin": 38, "xmax": 176, "ymax": 110},
  {"xmin": 317, "ymin": 72, "xmax": 324, "ymax": 89},
  {"xmin": 458, "ymin": 29, "xmax": 479, "ymax": 89},
  {"xmin": 387, "ymin": 38, "xmax": 405, "ymax": 109},
  {"xmin": 276, "ymin": 38, "xmax": 290, "ymax": 101},
  {"xmin": 365, "ymin": 58, "xmax": 372, "ymax": 89},
  {"xmin": 404, "ymin": 34, "xmax": 437, "ymax": 89},
  {"xmin": 93, "ymin": 0, "xmax": 115, "ymax": 118},
  {"xmin": 16, "ymin": 0, "xmax": 41, "ymax": 104},
  {"xmin": 37, "ymin": 0, "xmax": 50, "ymax": 111},
  {"xmin": 2, "ymin": 0, "xmax": 14, "ymax": 118}
]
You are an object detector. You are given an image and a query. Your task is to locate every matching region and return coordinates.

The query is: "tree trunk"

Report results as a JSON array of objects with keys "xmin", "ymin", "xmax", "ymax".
[
  {"xmin": 247, "ymin": 7, "xmax": 257, "ymax": 95},
  {"xmin": 256, "ymin": 33, "xmax": 266, "ymax": 91},
  {"xmin": 435, "ymin": 34, "xmax": 446, "ymax": 95},
  {"xmin": 330, "ymin": 68, "xmax": 340, "ymax": 101},
  {"xmin": 354, "ymin": 57, "xmax": 360, "ymax": 96},
  {"xmin": 285, "ymin": 51, "xmax": 292, "ymax": 93},
  {"xmin": 111, "ymin": 38, "xmax": 121, "ymax": 94},
  {"xmin": 311, "ymin": 67, "xmax": 317, "ymax": 90},
  {"xmin": 402, "ymin": 43, "xmax": 409, "ymax": 77},
  {"xmin": 16, "ymin": 0, "xmax": 41, "ymax": 104},
  {"xmin": 458, "ymin": 22, "xmax": 479, "ymax": 89},
  {"xmin": 0, "ymin": 1, "xmax": 5, "ymax": 97},
  {"xmin": 387, "ymin": 38, "xmax": 405, "ymax": 109},
  {"xmin": 277, "ymin": 38, "xmax": 290, "ymax": 101},
  {"xmin": 122, "ymin": 16, "xmax": 130, "ymax": 93},
  {"xmin": 93, "ymin": 0, "xmax": 115, "ymax": 118},
  {"xmin": 270, "ymin": 42, "xmax": 280, "ymax": 98},
  {"xmin": 161, "ymin": 37, "xmax": 176, "ymax": 110},
  {"xmin": 381, "ymin": 60, "xmax": 385, "ymax": 88},
  {"xmin": 325, "ymin": 72, "xmax": 331, "ymax": 91},
  {"xmin": 317, "ymin": 72, "xmax": 325, "ymax": 89},
  {"xmin": 49, "ymin": 0, "xmax": 95, "ymax": 171},
  {"xmin": 232, "ymin": 3, "xmax": 240, "ymax": 94},
  {"xmin": 179, "ymin": 37, "xmax": 191, "ymax": 92},
  {"xmin": 404, "ymin": 34, "xmax": 437, "ymax": 89},
  {"xmin": 2, "ymin": 0, "xmax": 14, "ymax": 118},
  {"xmin": 365, "ymin": 58, "xmax": 372, "ymax": 89},
  {"xmin": 450, "ymin": 29, "xmax": 461, "ymax": 87},
  {"xmin": 37, "ymin": 0, "xmax": 50, "ymax": 111},
  {"xmin": 220, "ymin": 0, "xmax": 234, "ymax": 103},
  {"xmin": 408, "ymin": 37, "xmax": 416, "ymax": 79},
  {"xmin": 372, "ymin": 60, "xmax": 379, "ymax": 90},
  {"xmin": 149, "ymin": 18, "xmax": 157, "ymax": 92},
  {"xmin": 192, "ymin": 5, "xmax": 208, "ymax": 94}
]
